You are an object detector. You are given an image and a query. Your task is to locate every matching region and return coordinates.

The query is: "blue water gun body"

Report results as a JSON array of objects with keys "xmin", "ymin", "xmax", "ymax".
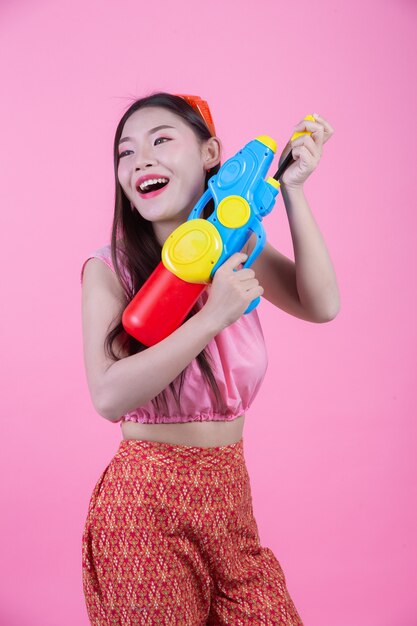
[
  {"xmin": 161, "ymin": 135, "xmax": 281, "ymax": 314},
  {"xmin": 123, "ymin": 118, "xmax": 315, "ymax": 345}
]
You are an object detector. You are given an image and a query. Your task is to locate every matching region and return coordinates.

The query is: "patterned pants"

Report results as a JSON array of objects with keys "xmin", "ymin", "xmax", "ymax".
[{"xmin": 82, "ymin": 437, "xmax": 303, "ymax": 625}]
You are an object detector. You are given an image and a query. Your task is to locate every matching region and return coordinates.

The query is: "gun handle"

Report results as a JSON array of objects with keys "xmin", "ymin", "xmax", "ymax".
[
  {"xmin": 232, "ymin": 265, "xmax": 261, "ymax": 314},
  {"xmin": 240, "ymin": 220, "xmax": 265, "ymax": 314},
  {"xmin": 244, "ymin": 296, "xmax": 261, "ymax": 315}
]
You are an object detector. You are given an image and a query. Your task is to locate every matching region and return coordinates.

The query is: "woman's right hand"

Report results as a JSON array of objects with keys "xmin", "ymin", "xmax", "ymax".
[{"xmin": 199, "ymin": 252, "xmax": 264, "ymax": 332}]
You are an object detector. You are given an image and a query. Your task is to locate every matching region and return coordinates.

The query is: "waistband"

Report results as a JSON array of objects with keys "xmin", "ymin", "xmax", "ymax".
[{"xmin": 113, "ymin": 437, "xmax": 245, "ymax": 473}]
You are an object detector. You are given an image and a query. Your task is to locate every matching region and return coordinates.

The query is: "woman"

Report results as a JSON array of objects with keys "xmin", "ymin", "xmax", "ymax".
[{"xmin": 81, "ymin": 92, "xmax": 339, "ymax": 624}]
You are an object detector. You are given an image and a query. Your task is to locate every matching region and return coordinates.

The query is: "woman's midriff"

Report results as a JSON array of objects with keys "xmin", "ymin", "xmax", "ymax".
[{"xmin": 121, "ymin": 414, "xmax": 245, "ymax": 448}]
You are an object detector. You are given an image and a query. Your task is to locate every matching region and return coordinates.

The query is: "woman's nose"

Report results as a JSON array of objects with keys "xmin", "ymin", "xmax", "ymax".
[{"xmin": 135, "ymin": 146, "xmax": 157, "ymax": 170}]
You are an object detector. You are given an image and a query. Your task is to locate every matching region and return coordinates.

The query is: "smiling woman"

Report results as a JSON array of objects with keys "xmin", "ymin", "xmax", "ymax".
[{"xmin": 80, "ymin": 91, "xmax": 307, "ymax": 624}]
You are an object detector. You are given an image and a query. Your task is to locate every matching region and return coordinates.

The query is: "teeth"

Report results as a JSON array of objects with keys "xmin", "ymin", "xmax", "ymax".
[{"xmin": 138, "ymin": 177, "xmax": 169, "ymax": 191}]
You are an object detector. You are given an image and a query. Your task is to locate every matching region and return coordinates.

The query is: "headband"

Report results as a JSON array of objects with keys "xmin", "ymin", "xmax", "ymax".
[{"xmin": 175, "ymin": 94, "xmax": 216, "ymax": 137}]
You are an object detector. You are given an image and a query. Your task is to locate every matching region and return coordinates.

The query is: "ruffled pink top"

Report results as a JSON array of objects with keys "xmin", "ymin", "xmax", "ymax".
[{"xmin": 81, "ymin": 244, "xmax": 268, "ymax": 424}]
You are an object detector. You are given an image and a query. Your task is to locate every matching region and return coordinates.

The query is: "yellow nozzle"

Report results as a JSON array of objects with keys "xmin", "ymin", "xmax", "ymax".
[{"xmin": 256, "ymin": 135, "xmax": 277, "ymax": 153}]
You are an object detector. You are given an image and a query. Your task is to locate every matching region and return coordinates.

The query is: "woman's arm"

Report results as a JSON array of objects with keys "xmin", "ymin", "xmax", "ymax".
[
  {"xmin": 244, "ymin": 112, "xmax": 340, "ymax": 322},
  {"xmin": 100, "ymin": 309, "xmax": 219, "ymax": 422},
  {"xmin": 281, "ymin": 183, "xmax": 340, "ymax": 320},
  {"xmin": 82, "ymin": 254, "xmax": 256, "ymax": 424},
  {"xmin": 82, "ymin": 258, "xmax": 221, "ymax": 423},
  {"xmin": 245, "ymin": 187, "xmax": 340, "ymax": 322}
]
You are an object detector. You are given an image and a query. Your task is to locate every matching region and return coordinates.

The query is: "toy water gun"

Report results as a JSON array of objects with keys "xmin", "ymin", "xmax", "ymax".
[{"xmin": 122, "ymin": 116, "xmax": 316, "ymax": 346}]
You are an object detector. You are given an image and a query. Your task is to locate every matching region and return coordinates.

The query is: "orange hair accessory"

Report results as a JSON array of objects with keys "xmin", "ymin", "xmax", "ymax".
[{"xmin": 175, "ymin": 94, "xmax": 216, "ymax": 137}]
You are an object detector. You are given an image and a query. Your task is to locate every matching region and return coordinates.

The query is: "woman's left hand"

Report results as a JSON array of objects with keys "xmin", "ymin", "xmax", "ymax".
[{"xmin": 278, "ymin": 113, "xmax": 334, "ymax": 189}]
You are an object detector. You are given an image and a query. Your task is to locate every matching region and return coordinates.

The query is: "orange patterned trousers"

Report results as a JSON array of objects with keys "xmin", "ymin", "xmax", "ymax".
[{"xmin": 82, "ymin": 437, "xmax": 303, "ymax": 625}]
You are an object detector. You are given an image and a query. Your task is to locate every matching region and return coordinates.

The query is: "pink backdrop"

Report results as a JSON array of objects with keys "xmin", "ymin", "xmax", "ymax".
[{"xmin": 1, "ymin": 0, "xmax": 416, "ymax": 624}]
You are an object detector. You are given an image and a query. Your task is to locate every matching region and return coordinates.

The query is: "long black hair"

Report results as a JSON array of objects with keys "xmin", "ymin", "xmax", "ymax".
[{"xmin": 104, "ymin": 92, "xmax": 227, "ymax": 418}]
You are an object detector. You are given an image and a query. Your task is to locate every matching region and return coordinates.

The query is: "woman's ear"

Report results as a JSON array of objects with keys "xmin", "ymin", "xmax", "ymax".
[{"xmin": 203, "ymin": 136, "xmax": 222, "ymax": 171}]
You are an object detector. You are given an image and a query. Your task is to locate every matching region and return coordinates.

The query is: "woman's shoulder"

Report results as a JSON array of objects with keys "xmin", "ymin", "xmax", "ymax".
[
  {"xmin": 80, "ymin": 243, "xmax": 109, "ymax": 283},
  {"xmin": 80, "ymin": 240, "xmax": 127, "ymax": 284}
]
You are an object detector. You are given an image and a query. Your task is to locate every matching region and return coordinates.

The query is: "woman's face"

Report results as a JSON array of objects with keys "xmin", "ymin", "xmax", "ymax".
[{"xmin": 117, "ymin": 106, "xmax": 220, "ymax": 245}]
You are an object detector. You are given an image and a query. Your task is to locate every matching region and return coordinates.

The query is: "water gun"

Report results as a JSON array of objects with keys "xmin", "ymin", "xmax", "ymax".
[{"xmin": 122, "ymin": 116, "xmax": 316, "ymax": 346}]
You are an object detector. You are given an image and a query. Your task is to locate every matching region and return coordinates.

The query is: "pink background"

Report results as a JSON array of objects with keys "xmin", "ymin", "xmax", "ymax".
[{"xmin": 1, "ymin": 0, "xmax": 416, "ymax": 624}]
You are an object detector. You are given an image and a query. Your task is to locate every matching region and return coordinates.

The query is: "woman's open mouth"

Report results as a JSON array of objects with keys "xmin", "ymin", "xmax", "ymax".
[{"xmin": 136, "ymin": 177, "xmax": 170, "ymax": 199}]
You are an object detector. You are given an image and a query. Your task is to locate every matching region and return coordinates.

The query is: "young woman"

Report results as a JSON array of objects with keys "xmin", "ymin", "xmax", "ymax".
[{"xmin": 81, "ymin": 92, "xmax": 339, "ymax": 625}]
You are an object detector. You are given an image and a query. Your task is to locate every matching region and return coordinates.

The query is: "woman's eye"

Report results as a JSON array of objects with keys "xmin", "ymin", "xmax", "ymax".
[
  {"xmin": 119, "ymin": 137, "xmax": 170, "ymax": 159},
  {"xmin": 154, "ymin": 136, "xmax": 170, "ymax": 145}
]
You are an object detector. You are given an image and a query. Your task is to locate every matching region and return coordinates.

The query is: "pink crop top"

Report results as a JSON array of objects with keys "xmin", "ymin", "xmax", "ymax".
[{"xmin": 80, "ymin": 243, "xmax": 268, "ymax": 424}]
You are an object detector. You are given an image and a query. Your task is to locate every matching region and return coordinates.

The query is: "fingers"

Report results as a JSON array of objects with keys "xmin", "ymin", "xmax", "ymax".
[
  {"xmin": 292, "ymin": 120, "xmax": 324, "ymax": 148},
  {"xmin": 243, "ymin": 277, "xmax": 262, "ymax": 293},
  {"xmin": 238, "ymin": 267, "xmax": 256, "ymax": 280},
  {"xmin": 222, "ymin": 252, "xmax": 248, "ymax": 271},
  {"xmin": 291, "ymin": 133, "xmax": 320, "ymax": 159},
  {"xmin": 313, "ymin": 113, "xmax": 335, "ymax": 139},
  {"xmin": 222, "ymin": 252, "xmax": 257, "ymax": 273},
  {"xmin": 218, "ymin": 253, "xmax": 257, "ymax": 282},
  {"xmin": 233, "ymin": 264, "xmax": 258, "ymax": 288},
  {"xmin": 293, "ymin": 115, "xmax": 334, "ymax": 145}
]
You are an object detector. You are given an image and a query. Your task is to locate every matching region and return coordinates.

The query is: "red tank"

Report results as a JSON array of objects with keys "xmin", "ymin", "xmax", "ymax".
[{"xmin": 122, "ymin": 261, "xmax": 206, "ymax": 347}]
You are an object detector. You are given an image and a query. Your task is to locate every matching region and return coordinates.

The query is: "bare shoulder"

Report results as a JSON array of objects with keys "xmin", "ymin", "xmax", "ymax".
[
  {"xmin": 82, "ymin": 256, "xmax": 126, "ymax": 302},
  {"xmin": 81, "ymin": 258, "xmax": 129, "ymax": 414}
]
